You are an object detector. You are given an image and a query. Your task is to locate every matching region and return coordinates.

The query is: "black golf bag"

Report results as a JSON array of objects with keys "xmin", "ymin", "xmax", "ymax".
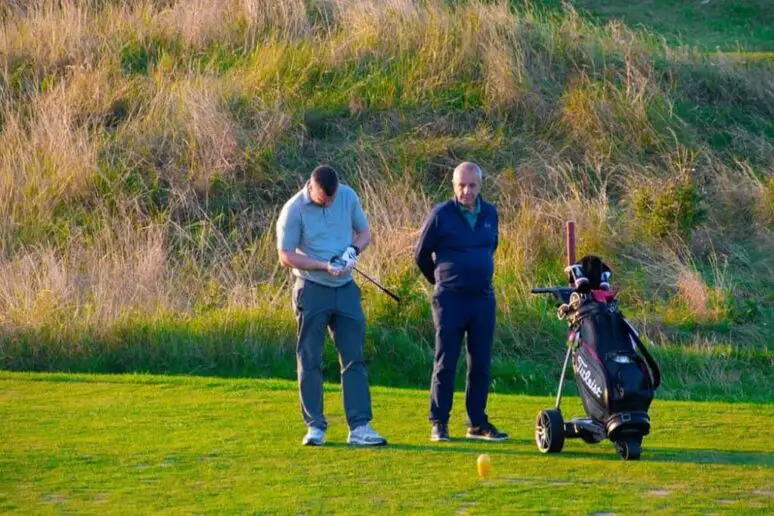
[
  {"xmin": 533, "ymin": 253, "xmax": 661, "ymax": 459},
  {"xmin": 564, "ymin": 257, "xmax": 661, "ymax": 443}
]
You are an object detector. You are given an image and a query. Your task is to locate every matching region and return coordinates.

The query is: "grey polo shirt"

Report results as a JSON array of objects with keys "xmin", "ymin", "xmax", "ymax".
[{"xmin": 276, "ymin": 182, "xmax": 368, "ymax": 287}]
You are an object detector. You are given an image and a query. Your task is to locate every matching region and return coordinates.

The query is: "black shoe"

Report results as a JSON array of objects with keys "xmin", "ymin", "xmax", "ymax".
[
  {"xmin": 431, "ymin": 422, "xmax": 450, "ymax": 442},
  {"xmin": 467, "ymin": 422, "xmax": 509, "ymax": 442}
]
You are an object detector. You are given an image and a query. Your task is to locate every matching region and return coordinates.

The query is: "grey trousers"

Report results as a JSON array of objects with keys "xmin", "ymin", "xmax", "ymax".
[{"xmin": 293, "ymin": 278, "xmax": 372, "ymax": 431}]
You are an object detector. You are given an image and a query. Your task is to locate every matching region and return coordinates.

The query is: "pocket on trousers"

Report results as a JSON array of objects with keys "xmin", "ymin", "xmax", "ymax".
[{"xmin": 293, "ymin": 285, "xmax": 305, "ymax": 313}]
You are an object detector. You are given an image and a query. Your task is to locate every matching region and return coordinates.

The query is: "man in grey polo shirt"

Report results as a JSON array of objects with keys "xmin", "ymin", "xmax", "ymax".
[{"xmin": 276, "ymin": 165, "xmax": 387, "ymax": 447}]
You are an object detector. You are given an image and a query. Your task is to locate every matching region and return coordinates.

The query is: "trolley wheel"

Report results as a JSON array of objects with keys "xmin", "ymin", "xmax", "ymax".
[
  {"xmin": 535, "ymin": 409, "xmax": 565, "ymax": 453},
  {"xmin": 615, "ymin": 438, "xmax": 642, "ymax": 460}
]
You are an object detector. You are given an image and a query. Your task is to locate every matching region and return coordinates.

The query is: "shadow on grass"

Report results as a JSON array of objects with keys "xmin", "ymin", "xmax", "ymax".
[
  {"xmin": 647, "ymin": 447, "xmax": 774, "ymax": 466},
  {"xmin": 557, "ymin": 447, "xmax": 774, "ymax": 466},
  {"xmin": 323, "ymin": 440, "xmax": 535, "ymax": 455},
  {"xmin": 322, "ymin": 440, "xmax": 774, "ymax": 467}
]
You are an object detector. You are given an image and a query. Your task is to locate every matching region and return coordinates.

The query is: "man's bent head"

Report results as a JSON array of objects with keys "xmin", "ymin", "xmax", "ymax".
[{"xmin": 309, "ymin": 165, "xmax": 338, "ymax": 207}]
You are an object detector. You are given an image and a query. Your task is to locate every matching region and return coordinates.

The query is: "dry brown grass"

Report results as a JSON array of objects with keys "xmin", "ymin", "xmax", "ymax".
[
  {"xmin": 162, "ymin": 0, "xmax": 315, "ymax": 48},
  {"xmin": 675, "ymin": 267, "xmax": 711, "ymax": 319},
  {"xmin": 358, "ymin": 174, "xmax": 434, "ymax": 278},
  {"xmin": 559, "ymin": 75, "xmax": 662, "ymax": 161},
  {"xmin": 0, "ymin": 85, "xmax": 100, "ymax": 237},
  {"xmin": 0, "ymin": 0, "xmax": 771, "ymax": 338},
  {"xmin": 115, "ymin": 77, "xmax": 244, "ymax": 196},
  {"xmin": 1, "ymin": 1, "xmax": 100, "ymax": 71},
  {"xmin": 0, "ymin": 219, "xmax": 168, "ymax": 327}
]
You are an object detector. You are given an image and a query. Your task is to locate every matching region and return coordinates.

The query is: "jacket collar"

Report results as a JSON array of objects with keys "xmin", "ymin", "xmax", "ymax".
[{"xmin": 453, "ymin": 195, "xmax": 483, "ymax": 213}]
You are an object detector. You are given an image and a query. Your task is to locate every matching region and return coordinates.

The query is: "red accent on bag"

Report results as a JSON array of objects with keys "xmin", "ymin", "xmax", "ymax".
[{"xmin": 591, "ymin": 289, "xmax": 618, "ymax": 303}]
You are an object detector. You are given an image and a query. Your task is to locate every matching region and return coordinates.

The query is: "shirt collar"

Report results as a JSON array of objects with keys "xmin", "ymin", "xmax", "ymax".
[{"xmin": 455, "ymin": 195, "xmax": 481, "ymax": 214}]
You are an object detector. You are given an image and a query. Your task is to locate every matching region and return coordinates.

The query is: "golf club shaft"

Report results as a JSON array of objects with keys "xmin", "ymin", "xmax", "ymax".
[
  {"xmin": 330, "ymin": 256, "xmax": 400, "ymax": 302},
  {"xmin": 353, "ymin": 267, "xmax": 401, "ymax": 303}
]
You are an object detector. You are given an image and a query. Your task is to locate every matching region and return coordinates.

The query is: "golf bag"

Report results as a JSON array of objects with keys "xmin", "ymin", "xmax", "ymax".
[{"xmin": 564, "ymin": 257, "xmax": 661, "ymax": 442}]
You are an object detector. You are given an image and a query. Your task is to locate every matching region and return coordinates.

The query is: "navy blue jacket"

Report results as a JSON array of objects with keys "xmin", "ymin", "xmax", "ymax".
[{"xmin": 414, "ymin": 197, "xmax": 498, "ymax": 294}]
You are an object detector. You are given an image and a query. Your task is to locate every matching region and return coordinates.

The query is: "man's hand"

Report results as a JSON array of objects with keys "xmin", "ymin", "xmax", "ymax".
[
  {"xmin": 328, "ymin": 256, "xmax": 353, "ymax": 277},
  {"xmin": 339, "ymin": 245, "xmax": 359, "ymax": 269}
]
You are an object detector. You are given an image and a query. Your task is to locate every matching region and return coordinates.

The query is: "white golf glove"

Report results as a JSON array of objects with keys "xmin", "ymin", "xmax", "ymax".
[{"xmin": 339, "ymin": 245, "xmax": 359, "ymax": 269}]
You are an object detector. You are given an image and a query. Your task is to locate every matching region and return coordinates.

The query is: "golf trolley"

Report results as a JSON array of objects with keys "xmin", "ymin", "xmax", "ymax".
[{"xmin": 530, "ymin": 223, "xmax": 661, "ymax": 461}]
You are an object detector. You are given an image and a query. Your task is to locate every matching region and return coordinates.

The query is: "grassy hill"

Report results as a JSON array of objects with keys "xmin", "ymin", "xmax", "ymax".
[{"xmin": 1, "ymin": 0, "xmax": 773, "ymax": 398}]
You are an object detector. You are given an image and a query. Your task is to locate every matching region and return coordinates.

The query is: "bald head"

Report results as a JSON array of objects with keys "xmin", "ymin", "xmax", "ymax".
[{"xmin": 452, "ymin": 162, "xmax": 483, "ymax": 209}]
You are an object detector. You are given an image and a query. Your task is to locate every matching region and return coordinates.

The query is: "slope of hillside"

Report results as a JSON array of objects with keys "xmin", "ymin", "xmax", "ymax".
[{"xmin": 1, "ymin": 0, "xmax": 772, "ymax": 396}]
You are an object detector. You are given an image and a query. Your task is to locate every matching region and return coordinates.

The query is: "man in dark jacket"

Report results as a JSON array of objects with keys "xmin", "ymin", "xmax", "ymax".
[{"xmin": 415, "ymin": 162, "xmax": 508, "ymax": 442}]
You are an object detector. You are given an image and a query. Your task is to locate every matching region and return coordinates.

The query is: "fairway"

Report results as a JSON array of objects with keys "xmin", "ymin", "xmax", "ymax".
[
  {"xmin": 2, "ymin": 0, "xmax": 774, "ymax": 513},
  {"xmin": 1, "ymin": 373, "xmax": 772, "ymax": 514}
]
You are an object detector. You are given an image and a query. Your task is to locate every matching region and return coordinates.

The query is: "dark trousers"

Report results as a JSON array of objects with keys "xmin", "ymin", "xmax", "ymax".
[
  {"xmin": 293, "ymin": 278, "xmax": 372, "ymax": 431},
  {"xmin": 429, "ymin": 289, "xmax": 496, "ymax": 427}
]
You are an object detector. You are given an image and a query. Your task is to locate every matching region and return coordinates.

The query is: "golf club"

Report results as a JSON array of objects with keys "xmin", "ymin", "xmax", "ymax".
[{"xmin": 331, "ymin": 257, "xmax": 401, "ymax": 303}]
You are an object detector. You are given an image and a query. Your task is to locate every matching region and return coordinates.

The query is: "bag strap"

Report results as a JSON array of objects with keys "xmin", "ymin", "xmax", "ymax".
[{"xmin": 622, "ymin": 317, "xmax": 662, "ymax": 390}]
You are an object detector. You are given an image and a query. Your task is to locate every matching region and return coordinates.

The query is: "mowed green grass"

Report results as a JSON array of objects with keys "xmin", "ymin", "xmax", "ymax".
[
  {"xmin": 1, "ymin": 373, "xmax": 772, "ymax": 514},
  {"xmin": 535, "ymin": 0, "xmax": 774, "ymax": 51}
]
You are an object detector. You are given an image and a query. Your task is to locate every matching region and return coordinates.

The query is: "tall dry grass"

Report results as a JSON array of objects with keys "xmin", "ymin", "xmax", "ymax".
[
  {"xmin": 0, "ymin": 84, "xmax": 101, "ymax": 241},
  {"xmin": 0, "ymin": 0, "xmax": 771, "ymax": 361},
  {"xmin": 0, "ymin": 219, "xmax": 167, "ymax": 328}
]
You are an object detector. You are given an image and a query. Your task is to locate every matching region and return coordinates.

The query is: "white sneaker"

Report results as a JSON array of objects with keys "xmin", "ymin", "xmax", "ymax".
[
  {"xmin": 302, "ymin": 427, "xmax": 325, "ymax": 446},
  {"xmin": 347, "ymin": 423, "xmax": 387, "ymax": 446}
]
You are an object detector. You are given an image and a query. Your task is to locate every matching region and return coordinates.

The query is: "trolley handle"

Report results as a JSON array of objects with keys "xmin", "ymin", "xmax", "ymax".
[{"xmin": 531, "ymin": 287, "xmax": 575, "ymax": 305}]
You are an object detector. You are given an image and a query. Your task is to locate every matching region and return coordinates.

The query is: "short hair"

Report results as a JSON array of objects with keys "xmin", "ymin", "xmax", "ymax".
[
  {"xmin": 453, "ymin": 162, "xmax": 483, "ymax": 182},
  {"xmin": 311, "ymin": 165, "xmax": 339, "ymax": 196}
]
